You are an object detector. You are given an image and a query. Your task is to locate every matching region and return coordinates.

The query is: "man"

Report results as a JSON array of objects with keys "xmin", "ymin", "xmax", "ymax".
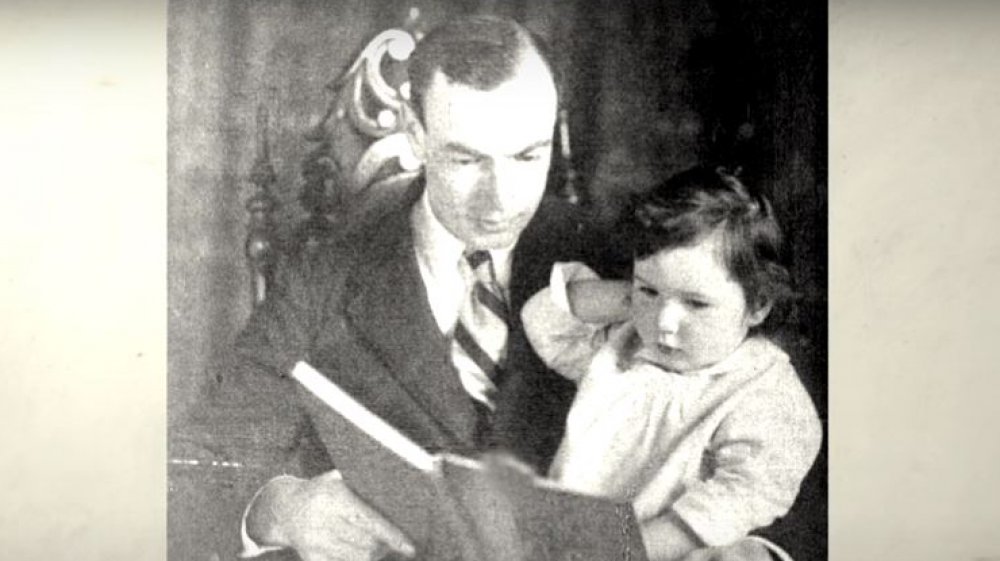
[{"xmin": 224, "ymin": 14, "xmax": 786, "ymax": 561}]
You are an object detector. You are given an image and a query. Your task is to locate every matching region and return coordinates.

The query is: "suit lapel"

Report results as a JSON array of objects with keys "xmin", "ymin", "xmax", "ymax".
[
  {"xmin": 491, "ymin": 198, "xmax": 580, "ymax": 468},
  {"xmin": 342, "ymin": 212, "xmax": 479, "ymax": 449}
]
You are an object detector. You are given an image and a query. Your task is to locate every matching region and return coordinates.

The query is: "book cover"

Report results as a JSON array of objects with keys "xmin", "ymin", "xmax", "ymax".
[{"xmin": 292, "ymin": 361, "xmax": 648, "ymax": 561}]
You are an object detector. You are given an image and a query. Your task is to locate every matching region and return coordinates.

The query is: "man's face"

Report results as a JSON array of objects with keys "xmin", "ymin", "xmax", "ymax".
[{"xmin": 409, "ymin": 55, "xmax": 558, "ymax": 250}]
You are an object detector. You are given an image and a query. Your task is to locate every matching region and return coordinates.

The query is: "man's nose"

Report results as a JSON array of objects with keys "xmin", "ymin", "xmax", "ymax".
[
  {"xmin": 657, "ymin": 301, "xmax": 684, "ymax": 334},
  {"xmin": 476, "ymin": 160, "xmax": 512, "ymax": 210}
]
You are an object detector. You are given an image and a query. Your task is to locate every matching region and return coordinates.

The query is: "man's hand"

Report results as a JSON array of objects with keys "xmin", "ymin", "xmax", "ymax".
[
  {"xmin": 246, "ymin": 471, "xmax": 415, "ymax": 561},
  {"xmin": 680, "ymin": 539, "xmax": 774, "ymax": 561}
]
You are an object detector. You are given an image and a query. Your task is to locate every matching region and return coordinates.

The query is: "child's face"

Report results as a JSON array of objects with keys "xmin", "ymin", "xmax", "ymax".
[{"xmin": 631, "ymin": 229, "xmax": 769, "ymax": 372}]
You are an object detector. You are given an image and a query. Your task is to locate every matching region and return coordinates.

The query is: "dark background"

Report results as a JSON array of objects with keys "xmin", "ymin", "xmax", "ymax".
[{"xmin": 168, "ymin": 0, "xmax": 826, "ymax": 559}]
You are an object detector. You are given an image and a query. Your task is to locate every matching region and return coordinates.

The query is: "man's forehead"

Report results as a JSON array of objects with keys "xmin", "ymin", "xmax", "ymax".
[
  {"xmin": 421, "ymin": 63, "xmax": 557, "ymax": 150},
  {"xmin": 427, "ymin": 56, "xmax": 555, "ymax": 102}
]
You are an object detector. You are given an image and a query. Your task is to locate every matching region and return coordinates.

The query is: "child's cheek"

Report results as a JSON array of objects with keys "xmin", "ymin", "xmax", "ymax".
[
  {"xmin": 626, "ymin": 294, "xmax": 642, "ymax": 324},
  {"xmin": 631, "ymin": 307, "xmax": 655, "ymax": 346}
]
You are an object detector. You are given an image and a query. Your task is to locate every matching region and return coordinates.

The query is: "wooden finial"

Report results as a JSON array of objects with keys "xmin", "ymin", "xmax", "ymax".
[{"xmin": 246, "ymin": 104, "xmax": 278, "ymax": 307}]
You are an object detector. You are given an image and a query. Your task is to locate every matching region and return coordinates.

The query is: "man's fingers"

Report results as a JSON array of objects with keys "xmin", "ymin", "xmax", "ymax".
[
  {"xmin": 297, "ymin": 509, "xmax": 385, "ymax": 560},
  {"xmin": 296, "ymin": 540, "xmax": 366, "ymax": 561},
  {"xmin": 341, "ymin": 504, "xmax": 415, "ymax": 558},
  {"xmin": 298, "ymin": 528, "xmax": 371, "ymax": 561},
  {"xmin": 297, "ymin": 471, "xmax": 415, "ymax": 559}
]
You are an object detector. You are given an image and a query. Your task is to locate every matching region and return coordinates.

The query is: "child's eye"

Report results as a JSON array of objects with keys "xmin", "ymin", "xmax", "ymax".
[{"xmin": 686, "ymin": 299, "xmax": 710, "ymax": 310}]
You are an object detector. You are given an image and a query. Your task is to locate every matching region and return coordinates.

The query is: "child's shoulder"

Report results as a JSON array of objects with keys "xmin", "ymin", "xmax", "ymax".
[
  {"xmin": 725, "ymin": 336, "xmax": 790, "ymax": 375},
  {"xmin": 740, "ymin": 336, "xmax": 820, "ymax": 419},
  {"xmin": 750, "ymin": 335, "xmax": 792, "ymax": 366}
]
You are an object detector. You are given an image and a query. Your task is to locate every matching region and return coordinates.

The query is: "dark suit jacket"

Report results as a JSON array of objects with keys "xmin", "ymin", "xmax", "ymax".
[{"xmin": 227, "ymin": 182, "xmax": 603, "ymax": 478}]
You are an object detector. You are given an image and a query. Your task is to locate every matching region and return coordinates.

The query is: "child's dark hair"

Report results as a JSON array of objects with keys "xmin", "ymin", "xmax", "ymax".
[{"xmin": 624, "ymin": 165, "xmax": 794, "ymax": 330}]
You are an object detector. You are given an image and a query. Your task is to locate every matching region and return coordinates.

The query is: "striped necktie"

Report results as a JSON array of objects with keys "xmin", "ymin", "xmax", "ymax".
[{"xmin": 453, "ymin": 249, "xmax": 510, "ymax": 410}]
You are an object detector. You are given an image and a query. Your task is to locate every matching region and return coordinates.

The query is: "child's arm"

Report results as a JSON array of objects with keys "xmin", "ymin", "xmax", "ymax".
[
  {"xmin": 521, "ymin": 262, "xmax": 628, "ymax": 381},
  {"xmin": 667, "ymin": 361, "xmax": 823, "ymax": 550},
  {"xmin": 565, "ymin": 278, "xmax": 631, "ymax": 324}
]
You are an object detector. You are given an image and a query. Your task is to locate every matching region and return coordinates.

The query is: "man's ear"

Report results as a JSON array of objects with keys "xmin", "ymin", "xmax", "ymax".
[
  {"xmin": 746, "ymin": 298, "xmax": 774, "ymax": 328},
  {"xmin": 399, "ymin": 101, "xmax": 426, "ymax": 163}
]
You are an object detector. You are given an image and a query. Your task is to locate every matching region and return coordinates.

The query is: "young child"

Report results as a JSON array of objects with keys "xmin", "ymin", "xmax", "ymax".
[{"xmin": 522, "ymin": 165, "xmax": 823, "ymax": 561}]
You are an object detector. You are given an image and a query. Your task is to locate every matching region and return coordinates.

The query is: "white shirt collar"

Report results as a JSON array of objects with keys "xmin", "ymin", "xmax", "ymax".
[
  {"xmin": 410, "ymin": 190, "xmax": 514, "ymax": 333},
  {"xmin": 412, "ymin": 191, "xmax": 466, "ymax": 286}
]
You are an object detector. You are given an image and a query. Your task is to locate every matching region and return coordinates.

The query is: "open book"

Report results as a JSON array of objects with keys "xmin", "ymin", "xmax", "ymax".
[{"xmin": 290, "ymin": 361, "xmax": 649, "ymax": 561}]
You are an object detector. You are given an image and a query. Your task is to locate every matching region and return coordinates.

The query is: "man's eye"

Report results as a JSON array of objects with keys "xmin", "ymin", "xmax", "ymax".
[
  {"xmin": 515, "ymin": 152, "xmax": 543, "ymax": 162},
  {"xmin": 637, "ymin": 286, "xmax": 658, "ymax": 297},
  {"xmin": 451, "ymin": 157, "xmax": 478, "ymax": 165},
  {"xmin": 687, "ymin": 299, "xmax": 710, "ymax": 310}
]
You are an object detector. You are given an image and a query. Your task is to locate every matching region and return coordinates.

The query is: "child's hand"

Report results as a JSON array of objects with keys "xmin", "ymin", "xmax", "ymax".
[{"xmin": 567, "ymin": 279, "xmax": 631, "ymax": 324}]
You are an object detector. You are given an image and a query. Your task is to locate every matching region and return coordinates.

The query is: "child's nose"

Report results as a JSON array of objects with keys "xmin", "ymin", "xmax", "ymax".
[{"xmin": 657, "ymin": 301, "xmax": 684, "ymax": 334}]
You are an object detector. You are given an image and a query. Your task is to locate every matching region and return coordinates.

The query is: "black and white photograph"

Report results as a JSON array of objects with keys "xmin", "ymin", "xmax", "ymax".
[
  {"xmin": 167, "ymin": 2, "xmax": 826, "ymax": 560},
  {"xmin": 7, "ymin": 1, "xmax": 1000, "ymax": 561}
]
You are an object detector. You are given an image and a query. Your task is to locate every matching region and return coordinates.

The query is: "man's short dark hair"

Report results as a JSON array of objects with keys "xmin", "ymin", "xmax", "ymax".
[
  {"xmin": 624, "ymin": 165, "xmax": 794, "ymax": 329},
  {"xmin": 407, "ymin": 14, "xmax": 559, "ymax": 124}
]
